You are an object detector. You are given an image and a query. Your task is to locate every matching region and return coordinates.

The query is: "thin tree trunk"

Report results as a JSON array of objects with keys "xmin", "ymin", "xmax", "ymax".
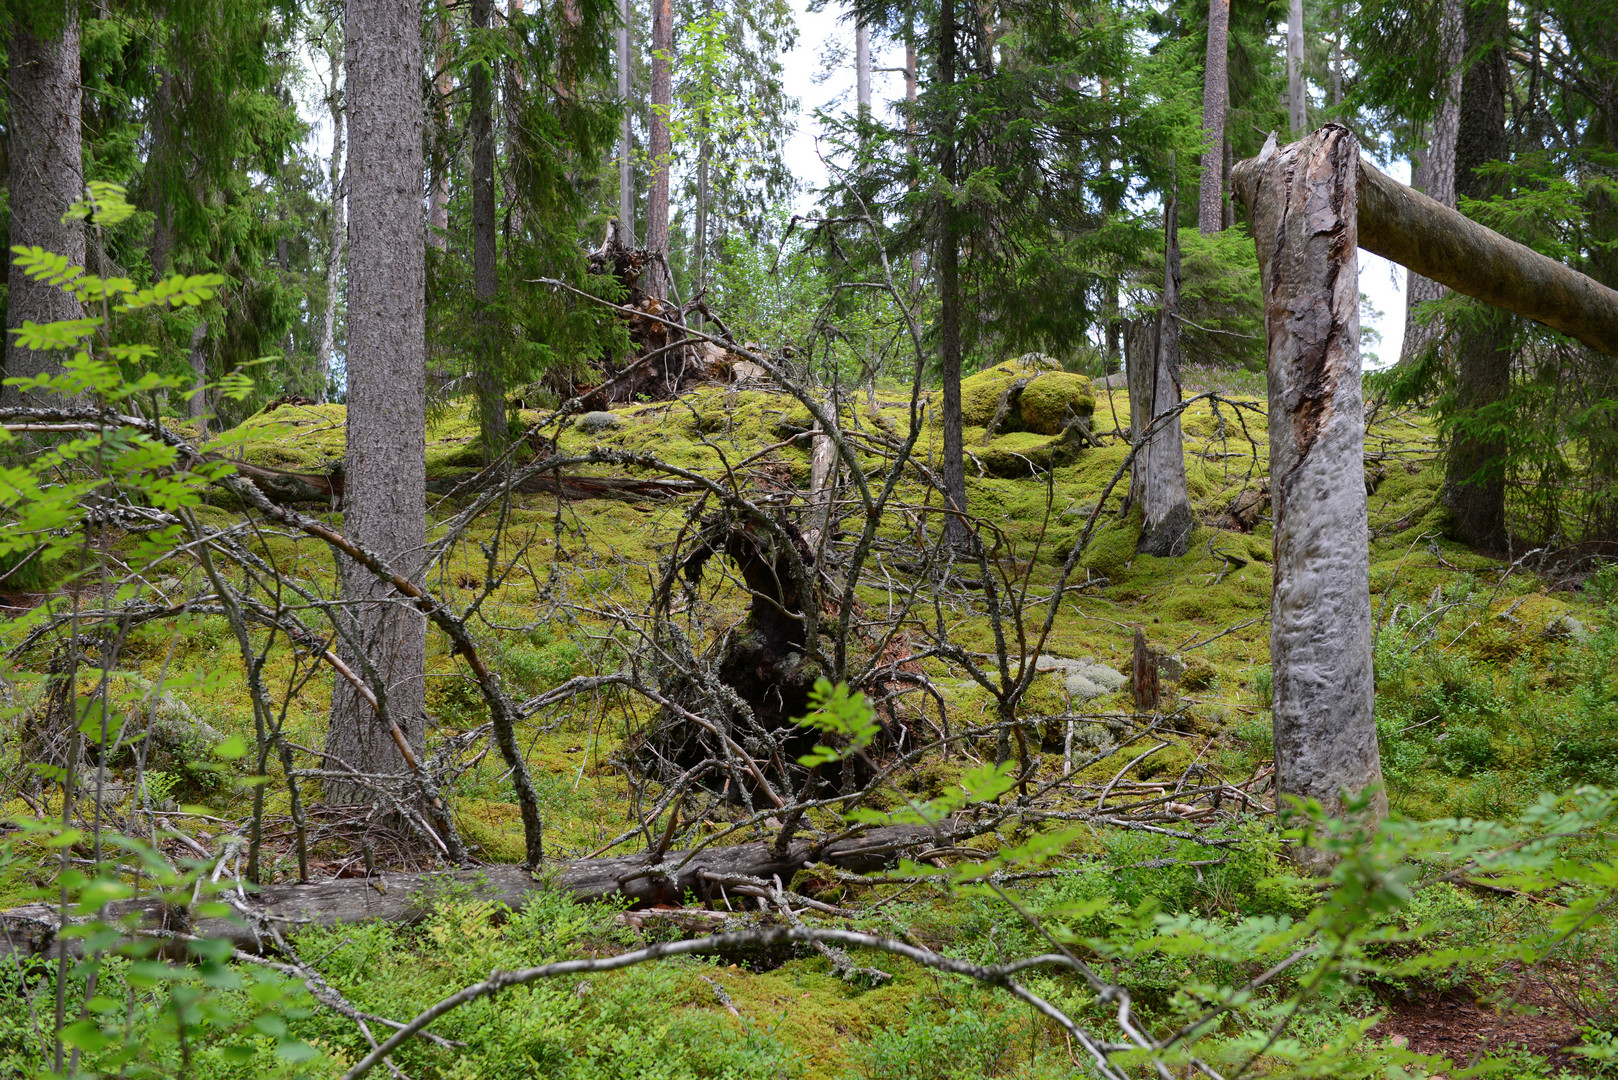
[
  {"xmin": 618, "ymin": 0, "xmax": 634, "ymax": 240},
  {"xmin": 471, "ymin": 0, "xmax": 503, "ymax": 460},
  {"xmin": 316, "ymin": 35, "xmax": 346, "ymax": 405},
  {"xmin": 1287, "ymin": 0, "xmax": 1306, "ymax": 134},
  {"xmin": 856, "ymin": 20, "xmax": 871, "ymax": 117},
  {"xmin": 4, "ymin": 3, "xmax": 84, "ymax": 408},
  {"xmin": 428, "ymin": 4, "xmax": 453, "ymax": 252},
  {"xmin": 187, "ymin": 322, "xmax": 209, "ymax": 435},
  {"xmin": 938, "ymin": 0, "xmax": 970, "ymax": 549},
  {"xmin": 905, "ymin": 29, "xmax": 920, "ymax": 279},
  {"xmin": 646, "ymin": 0, "xmax": 673, "ymax": 298},
  {"xmin": 1330, "ymin": 8, "xmax": 1343, "ymax": 106},
  {"xmin": 1399, "ymin": 0, "xmax": 1464, "ymax": 366},
  {"xmin": 1132, "ymin": 197, "xmax": 1193, "ymax": 558},
  {"xmin": 328, "ymin": 0, "xmax": 429, "ymax": 805},
  {"xmin": 1444, "ymin": 0, "xmax": 1511, "ymax": 549},
  {"xmin": 1231, "ymin": 126, "xmax": 1386, "ymax": 865},
  {"xmin": 1197, "ymin": 0, "xmax": 1230, "ymax": 235},
  {"xmin": 149, "ymin": 72, "xmax": 175, "ymax": 279},
  {"xmin": 503, "ymin": 0, "xmax": 525, "ymax": 239}
]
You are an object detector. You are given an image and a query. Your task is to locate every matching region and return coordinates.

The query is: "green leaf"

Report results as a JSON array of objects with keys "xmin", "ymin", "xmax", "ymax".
[{"xmin": 214, "ymin": 735, "xmax": 249, "ymax": 760}]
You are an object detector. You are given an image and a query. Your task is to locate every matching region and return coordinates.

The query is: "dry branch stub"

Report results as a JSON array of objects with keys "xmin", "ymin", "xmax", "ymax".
[{"xmin": 1232, "ymin": 126, "xmax": 1386, "ymax": 865}]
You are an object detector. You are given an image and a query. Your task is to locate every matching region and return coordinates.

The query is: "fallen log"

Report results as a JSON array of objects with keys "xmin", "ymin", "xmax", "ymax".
[
  {"xmin": 0, "ymin": 823, "xmax": 959, "ymax": 961},
  {"xmin": 1309, "ymin": 154, "xmax": 1618, "ymax": 358},
  {"xmin": 222, "ymin": 461, "xmax": 696, "ymax": 506}
]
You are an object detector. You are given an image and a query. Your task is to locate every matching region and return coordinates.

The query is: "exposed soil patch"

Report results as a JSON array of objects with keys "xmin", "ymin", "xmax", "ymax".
[{"xmin": 1373, "ymin": 970, "xmax": 1599, "ymax": 1075}]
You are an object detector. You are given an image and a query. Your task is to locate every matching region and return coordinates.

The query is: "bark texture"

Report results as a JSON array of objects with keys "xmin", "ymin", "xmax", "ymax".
[
  {"xmin": 4, "ymin": 3, "xmax": 83, "ymax": 407},
  {"xmin": 1399, "ymin": 0, "xmax": 1464, "ymax": 365},
  {"xmin": 1443, "ymin": 0, "xmax": 1512, "ymax": 549},
  {"xmin": 1231, "ymin": 126, "xmax": 1386, "ymax": 865},
  {"xmin": 316, "ymin": 38, "xmax": 346, "ymax": 404},
  {"xmin": 1126, "ymin": 200, "xmax": 1193, "ymax": 558},
  {"xmin": 646, "ymin": 0, "xmax": 673, "ymax": 297},
  {"xmin": 428, "ymin": 5, "xmax": 453, "ymax": 251},
  {"xmin": 328, "ymin": 0, "xmax": 430, "ymax": 805},
  {"xmin": 187, "ymin": 322, "xmax": 209, "ymax": 434},
  {"xmin": 617, "ymin": 0, "xmax": 634, "ymax": 239},
  {"xmin": 937, "ymin": 0, "xmax": 970, "ymax": 548},
  {"xmin": 471, "ymin": 0, "xmax": 503, "ymax": 458},
  {"xmin": 1197, "ymin": 0, "xmax": 1231, "ymax": 235},
  {"xmin": 856, "ymin": 22, "xmax": 871, "ymax": 116},
  {"xmin": 1287, "ymin": 0, "xmax": 1306, "ymax": 135},
  {"xmin": 1356, "ymin": 162, "xmax": 1618, "ymax": 359}
]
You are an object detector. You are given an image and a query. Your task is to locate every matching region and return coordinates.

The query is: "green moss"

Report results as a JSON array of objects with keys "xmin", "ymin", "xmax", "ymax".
[
  {"xmin": 455, "ymin": 798, "xmax": 527, "ymax": 862},
  {"xmin": 972, "ymin": 430, "xmax": 1083, "ymax": 478},
  {"xmin": 1081, "ymin": 513, "xmax": 1142, "ymax": 579},
  {"xmin": 1018, "ymin": 372, "xmax": 1095, "ymax": 434}
]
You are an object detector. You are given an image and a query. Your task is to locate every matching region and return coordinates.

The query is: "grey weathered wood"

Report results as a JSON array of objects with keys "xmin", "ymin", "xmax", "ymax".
[
  {"xmin": 1356, "ymin": 158, "xmax": 1618, "ymax": 360},
  {"xmin": 4, "ymin": 3, "xmax": 83, "ymax": 408},
  {"xmin": 0, "ymin": 824, "xmax": 958, "ymax": 961},
  {"xmin": 327, "ymin": 0, "xmax": 430, "ymax": 802},
  {"xmin": 1129, "ymin": 199, "xmax": 1194, "ymax": 558},
  {"xmin": 645, "ymin": 0, "xmax": 673, "ymax": 298},
  {"xmin": 1231, "ymin": 126, "xmax": 1386, "ymax": 863}
]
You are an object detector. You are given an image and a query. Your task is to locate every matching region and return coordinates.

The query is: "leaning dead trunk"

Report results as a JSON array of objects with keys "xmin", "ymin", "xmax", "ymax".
[
  {"xmin": 1231, "ymin": 126, "xmax": 1386, "ymax": 865},
  {"xmin": 1126, "ymin": 199, "xmax": 1194, "ymax": 558}
]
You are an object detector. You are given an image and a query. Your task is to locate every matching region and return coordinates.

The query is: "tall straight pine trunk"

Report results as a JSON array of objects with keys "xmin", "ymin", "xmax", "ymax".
[
  {"xmin": 1444, "ymin": 0, "xmax": 1511, "ymax": 549},
  {"xmin": 1287, "ymin": 0, "xmax": 1305, "ymax": 134},
  {"xmin": 471, "ymin": 0, "xmax": 504, "ymax": 459},
  {"xmin": 428, "ymin": 4, "xmax": 453, "ymax": 251},
  {"xmin": 646, "ymin": 0, "xmax": 673, "ymax": 298},
  {"xmin": 4, "ymin": 3, "xmax": 83, "ymax": 407},
  {"xmin": 937, "ymin": 0, "xmax": 970, "ymax": 549},
  {"xmin": 327, "ymin": 0, "xmax": 429, "ymax": 804},
  {"xmin": 1196, "ymin": 0, "xmax": 1230, "ymax": 235},
  {"xmin": 1400, "ymin": 0, "xmax": 1464, "ymax": 366},
  {"xmin": 618, "ymin": 0, "xmax": 634, "ymax": 239},
  {"xmin": 316, "ymin": 35, "xmax": 345, "ymax": 404}
]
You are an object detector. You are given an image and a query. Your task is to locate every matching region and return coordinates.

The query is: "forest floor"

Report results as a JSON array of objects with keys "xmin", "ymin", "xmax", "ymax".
[{"xmin": 3, "ymin": 367, "xmax": 1616, "ymax": 1078}]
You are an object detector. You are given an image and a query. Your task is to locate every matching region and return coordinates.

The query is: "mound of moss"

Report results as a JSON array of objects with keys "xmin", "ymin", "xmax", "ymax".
[{"xmin": 960, "ymin": 358, "xmax": 1095, "ymax": 436}]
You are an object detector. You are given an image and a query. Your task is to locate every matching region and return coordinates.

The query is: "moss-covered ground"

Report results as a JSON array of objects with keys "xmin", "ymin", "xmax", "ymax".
[{"xmin": 3, "ymin": 382, "xmax": 1616, "ymax": 1079}]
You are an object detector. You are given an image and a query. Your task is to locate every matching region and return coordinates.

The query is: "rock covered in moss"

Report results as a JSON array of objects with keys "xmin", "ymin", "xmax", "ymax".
[{"xmin": 959, "ymin": 357, "xmax": 1093, "ymax": 435}]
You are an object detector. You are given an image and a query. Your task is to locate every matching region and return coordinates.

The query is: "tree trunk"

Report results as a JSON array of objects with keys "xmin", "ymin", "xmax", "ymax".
[
  {"xmin": 1197, "ymin": 0, "xmax": 1230, "ymax": 235},
  {"xmin": 1130, "ymin": 198, "xmax": 1194, "ymax": 558},
  {"xmin": 503, "ymin": 0, "xmax": 526, "ymax": 239},
  {"xmin": 0, "ymin": 822, "xmax": 981, "ymax": 961},
  {"xmin": 937, "ymin": 0, "xmax": 970, "ymax": 549},
  {"xmin": 1287, "ymin": 0, "xmax": 1306, "ymax": 134},
  {"xmin": 693, "ymin": 129, "xmax": 709, "ymax": 300},
  {"xmin": 856, "ymin": 20, "xmax": 871, "ymax": 117},
  {"xmin": 1400, "ymin": 0, "xmax": 1463, "ymax": 366},
  {"xmin": 1231, "ymin": 127, "xmax": 1386, "ymax": 866},
  {"xmin": 471, "ymin": 0, "xmax": 503, "ymax": 460},
  {"xmin": 316, "ymin": 35, "xmax": 345, "ymax": 405},
  {"xmin": 618, "ymin": 0, "xmax": 634, "ymax": 240},
  {"xmin": 646, "ymin": 0, "xmax": 673, "ymax": 298},
  {"xmin": 187, "ymin": 322, "xmax": 209, "ymax": 435},
  {"xmin": 905, "ymin": 29, "xmax": 921, "ymax": 279},
  {"xmin": 1356, "ymin": 161, "xmax": 1618, "ymax": 358},
  {"xmin": 4, "ymin": 3, "xmax": 83, "ymax": 408},
  {"xmin": 328, "ymin": 0, "xmax": 429, "ymax": 806},
  {"xmin": 428, "ymin": 4, "xmax": 453, "ymax": 252},
  {"xmin": 1444, "ymin": 0, "xmax": 1511, "ymax": 549}
]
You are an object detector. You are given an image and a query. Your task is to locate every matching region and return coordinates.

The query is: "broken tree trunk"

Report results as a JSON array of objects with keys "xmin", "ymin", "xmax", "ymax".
[
  {"xmin": 1125, "ymin": 197, "xmax": 1194, "ymax": 558},
  {"xmin": 1230, "ymin": 126, "xmax": 1386, "ymax": 865},
  {"xmin": 1355, "ymin": 156, "xmax": 1618, "ymax": 359},
  {"xmin": 0, "ymin": 822, "xmax": 970, "ymax": 961}
]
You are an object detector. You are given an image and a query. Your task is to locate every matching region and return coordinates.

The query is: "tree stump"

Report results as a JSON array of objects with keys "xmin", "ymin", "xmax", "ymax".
[{"xmin": 1231, "ymin": 126, "xmax": 1386, "ymax": 865}]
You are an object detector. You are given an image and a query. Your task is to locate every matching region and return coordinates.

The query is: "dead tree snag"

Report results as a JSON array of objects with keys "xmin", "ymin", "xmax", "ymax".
[
  {"xmin": 1125, "ymin": 196, "xmax": 1194, "ymax": 558},
  {"xmin": 1231, "ymin": 126, "xmax": 1386, "ymax": 862}
]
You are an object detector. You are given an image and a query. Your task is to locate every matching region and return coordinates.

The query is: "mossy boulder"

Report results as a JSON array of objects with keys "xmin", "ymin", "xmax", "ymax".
[
  {"xmin": 1019, "ymin": 373, "xmax": 1096, "ymax": 435},
  {"xmin": 973, "ymin": 429, "xmax": 1084, "ymax": 477},
  {"xmin": 959, "ymin": 357, "xmax": 1092, "ymax": 435}
]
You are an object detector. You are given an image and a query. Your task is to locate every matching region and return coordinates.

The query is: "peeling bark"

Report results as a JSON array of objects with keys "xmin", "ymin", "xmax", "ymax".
[{"xmin": 1231, "ymin": 126, "xmax": 1386, "ymax": 865}]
